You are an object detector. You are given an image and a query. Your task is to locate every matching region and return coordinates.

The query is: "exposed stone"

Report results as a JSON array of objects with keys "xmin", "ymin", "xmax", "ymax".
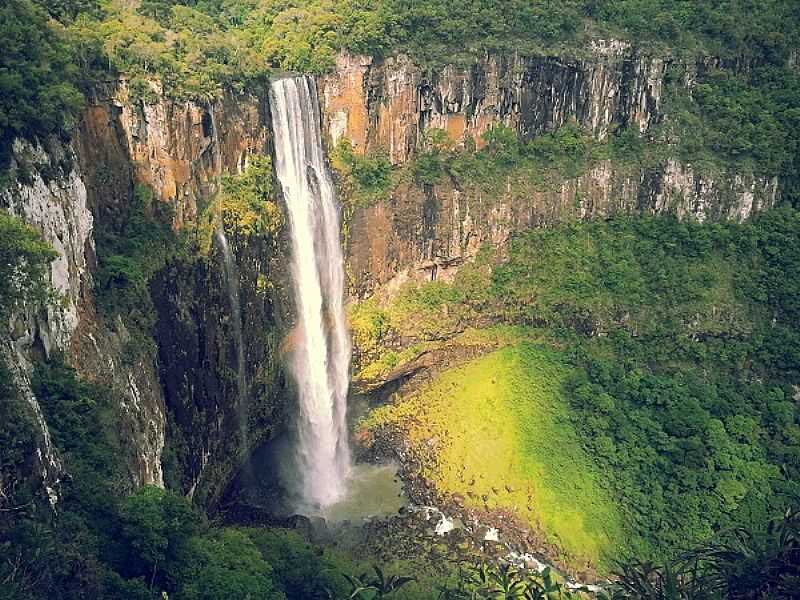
[
  {"xmin": 320, "ymin": 52, "xmax": 780, "ymax": 296},
  {"xmin": 106, "ymin": 79, "xmax": 270, "ymax": 228},
  {"xmin": 1, "ymin": 138, "xmax": 94, "ymax": 503},
  {"xmin": 2, "ymin": 80, "xmax": 286, "ymax": 506},
  {"xmin": 77, "ymin": 81, "xmax": 289, "ymax": 507},
  {"xmin": 320, "ymin": 46, "xmax": 668, "ymax": 164},
  {"xmin": 2, "ymin": 139, "xmax": 93, "ymax": 354}
]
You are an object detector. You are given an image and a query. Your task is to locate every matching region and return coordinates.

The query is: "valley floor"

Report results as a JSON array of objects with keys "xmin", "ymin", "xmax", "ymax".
[{"xmin": 358, "ymin": 337, "xmax": 622, "ymax": 576}]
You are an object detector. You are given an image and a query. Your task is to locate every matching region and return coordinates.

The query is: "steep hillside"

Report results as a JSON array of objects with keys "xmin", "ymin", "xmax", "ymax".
[{"xmin": 352, "ymin": 212, "xmax": 800, "ymax": 566}]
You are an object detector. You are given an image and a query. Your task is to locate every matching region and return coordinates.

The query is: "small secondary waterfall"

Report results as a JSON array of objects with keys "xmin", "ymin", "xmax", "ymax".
[
  {"xmin": 270, "ymin": 76, "xmax": 351, "ymax": 508},
  {"xmin": 210, "ymin": 107, "xmax": 247, "ymax": 444},
  {"xmin": 214, "ymin": 227, "xmax": 247, "ymax": 442}
]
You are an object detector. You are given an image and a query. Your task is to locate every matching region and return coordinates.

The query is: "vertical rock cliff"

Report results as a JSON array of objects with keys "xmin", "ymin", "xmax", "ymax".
[
  {"xmin": 2, "ymin": 80, "xmax": 289, "ymax": 510},
  {"xmin": 318, "ymin": 49, "xmax": 780, "ymax": 296},
  {"xmin": 322, "ymin": 43, "xmax": 666, "ymax": 164}
]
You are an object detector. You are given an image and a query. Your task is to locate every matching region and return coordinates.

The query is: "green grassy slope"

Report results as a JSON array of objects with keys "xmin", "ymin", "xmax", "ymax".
[
  {"xmin": 361, "ymin": 342, "xmax": 623, "ymax": 570},
  {"xmin": 354, "ymin": 210, "xmax": 800, "ymax": 565}
]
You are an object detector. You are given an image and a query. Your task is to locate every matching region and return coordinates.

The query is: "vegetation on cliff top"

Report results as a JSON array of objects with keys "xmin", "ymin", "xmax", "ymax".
[{"xmin": 2, "ymin": 0, "xmax": 799, "ymax": 189}]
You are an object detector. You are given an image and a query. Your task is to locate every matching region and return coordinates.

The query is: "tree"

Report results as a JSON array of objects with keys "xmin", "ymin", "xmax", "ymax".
[
  {"xmin": 0, "ymin": 0, "xmax": 84, "ymax": 164},
  {"xmin": 118, "ymin": 486, "xmax": 200, "ymax": 590},
  {"xmin": 0, "ymin": 212, "xmax": 57, "ymax": 316},
  {"xmin": 178, "ymin": 529, "xmax": 284, "ymax": 600}
]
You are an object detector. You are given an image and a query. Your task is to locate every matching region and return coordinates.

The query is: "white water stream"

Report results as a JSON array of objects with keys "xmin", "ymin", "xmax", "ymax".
[
  {"xmin": 270, "ymin": 76, "xmax": 352, "ymax": 508},
  {"xmin": 214, "ymin": 226, "xmax": 247, "ymax": 443}
]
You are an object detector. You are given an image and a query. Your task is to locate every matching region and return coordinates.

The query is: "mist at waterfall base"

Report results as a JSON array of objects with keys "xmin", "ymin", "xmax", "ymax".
[{"xmin": 251, "ymin": 75, "xmax": 405, "ymax": 522}]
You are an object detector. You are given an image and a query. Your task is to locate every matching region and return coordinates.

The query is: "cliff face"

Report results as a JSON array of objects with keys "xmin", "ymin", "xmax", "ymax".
[
  {"xmin": 322, "ymin": 43, "xmax": 665, "ymax": 164},
  {"xmin": 318, "ymin": 49, "xmax": 780, "ymax": 296},
  {"xmin": 1, "ymin": 139, "xmax": 95, "ymax": 503},
  {"xmin": 105, "ymin": 81, "xmax": 270, "ymax": 228},
  {"xmin": 343, "ymin": 161, "xmax": 779, "ymax": 297},
  {"xmin": 151, "ymin": 230, "xmax": 289, "ymax": 508},
  {"xmin": 2, "ymin": 81, "xmax": 288, "ymax": 509},
  {"xmin": 79, "ymin": 81, "xmax": 290, "ymax": 508}
]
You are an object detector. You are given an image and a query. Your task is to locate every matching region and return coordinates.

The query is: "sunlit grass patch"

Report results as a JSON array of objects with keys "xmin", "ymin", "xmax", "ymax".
[{"xmin": 360, "ymin": 343, "xmax": 623, "ymax": 571}]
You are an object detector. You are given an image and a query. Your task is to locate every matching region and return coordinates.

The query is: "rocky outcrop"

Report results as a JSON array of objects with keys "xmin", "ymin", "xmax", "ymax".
[
  {"xmin": 77, "ymin": 80, "xmax": 289, "ymax": 508},
  {"xmin": 345, "ymin": 160, "xmax": 779, "ymax": 296},
  {"xmin": 85, "ymin": 81, "xmax": 270, "ymax": 229},
  {"xmin": 318, "ymin": 49, "xmax": 781, "ymax": 296},
  {"xmin": 2, "ymin": 79, "xmax": 288, "ymax": 509},
  {"xmin": 1, "ymin": 134, "xmax": 167, "ymax": 494},
  {"xmin": 151, "ymin": 231, "xmax": 289, "ymax": 509},
  {"xmin": 1, "ymin": 139, "xmax": 93, "ymax": 503},
  {"xmin": 2, "ymin": 140, "xmax": 93, "ymax": 354},
  {"xmin": 321, "ymin": 44, "xmax": 666, "ymax": 165}
]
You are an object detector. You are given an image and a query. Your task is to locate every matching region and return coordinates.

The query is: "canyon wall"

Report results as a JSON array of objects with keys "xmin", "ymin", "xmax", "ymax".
[
  {"xmin": 322, "ymin": 43, "xmax": 665, "ymax": 164},
  {"xmin": 1, "ymin": 81, "xmax": 288, "ymax": 510},
  {"xmin": 318, "ymin": 49, "xmax": 780, "ymax": 296}
]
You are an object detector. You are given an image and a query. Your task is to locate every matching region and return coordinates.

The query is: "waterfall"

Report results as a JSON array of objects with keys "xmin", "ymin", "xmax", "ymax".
[
  {"xmin": 270, "ymin": 76, "xmax": 351, "ymax": 508},
  {"xmin": 211, "ymin": 105, "xmax": 248, "ymax": 446},
  {"xmin": 214, "ymin": 227, "xmax": 247, "ymax": 442}
]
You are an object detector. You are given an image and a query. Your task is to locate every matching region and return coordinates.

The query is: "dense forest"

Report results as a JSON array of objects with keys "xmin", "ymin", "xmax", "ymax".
[
  {"xmin": 2, "ymin": 0, "xmax": 800, "ymax": 599},
  {"xmin": 355, "ymin": 209, "xmax": 800, "ymax": 560}
]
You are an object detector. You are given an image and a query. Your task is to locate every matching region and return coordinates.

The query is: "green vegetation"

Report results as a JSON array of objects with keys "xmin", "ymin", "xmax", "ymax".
[
  {"xmin": 195, "ymin": 154, "xmax": 282, "ymax": 254},
  {"xmin": 332, "ymin": 138, "xmax": 394, "ymax": 208},
  {"xmin": 419, "ymin": 122, "xmax": 614, "ymax": 192},
  {"xmin": 361, "ymin": 343, "xmax": 623, "ymax": 569},
  {"xmin": 94, "ymin": 185, "xmax": 185, "ymax": 355},
  {"xmin": 218, "ymin": 155, "xmax": 282, "ymax": 237},
  {"xmin": 663, "ymin": 64, "xmax": 800, "ymax": 186},
  {"xmin": 0, "ymin": 0, "xmax": 85, "ymax": 165},
  {"xmin": 355, "ymin": 209, "xmax": 800, "ymax": 566},
  {"xmin": 74, "ymin": 1, "xmax": 272, "ymax": 101},
  {"xmin": 0, "ymin": 212, "xmax": 57, "ymax": 317},
  {"xmin": 439, "ymin": 510, "xmax": 799, "ymax": 600}
]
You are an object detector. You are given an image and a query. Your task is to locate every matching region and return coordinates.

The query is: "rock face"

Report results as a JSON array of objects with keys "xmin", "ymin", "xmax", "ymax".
[
  {"xmin": 0, "ymin": 46, "xmax": 785, "ymax": 512},
  {"xmin": 85, "ymin": 80, "xmax": 271, "ymax": 229},
  {"xmin": 318, "ymin": 50, "xmax": 780, "ymax": 296},
  {"xmin": 321, "ymin": 44, "xmax": 666, "ymax": 164},
  {"xmin": 79, "ymin": 81, "xmax": 289, "ymax": 509},
  {"xmin": 151, "ymin": 231, "xmax": 289, "ymax": 508},
  {"xmin": 1, "ymin": 138, "xmax": 96, "ymax": 504},
  {"xmin": 2, "ymin": 80, "xmax": 288, "ymax": 510},
  {"xmin": 344, "ymin": 160, "xmax": 779, "ymax": 297}
]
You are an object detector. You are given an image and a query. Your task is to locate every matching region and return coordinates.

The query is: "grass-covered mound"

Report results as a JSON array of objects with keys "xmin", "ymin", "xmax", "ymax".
[{"xmin": 360, "ymin": 342, "xmax": 623, "ymax": 571}]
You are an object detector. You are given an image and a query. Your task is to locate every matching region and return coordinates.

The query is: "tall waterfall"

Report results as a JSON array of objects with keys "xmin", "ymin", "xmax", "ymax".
[{"xmin": 270, "ymin": 76, "xmax": 351, "ymax": 508}]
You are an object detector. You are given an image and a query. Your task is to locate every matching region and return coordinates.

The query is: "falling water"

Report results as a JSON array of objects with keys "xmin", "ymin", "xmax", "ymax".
[
  {"xmin": 210, "ymin": 104, "xmax": 248, "ymax": 445},
  {"xmin": 270, "ymin": 76, "xmax": 351, "ymax": 508},
  {"xmin": 214, "ymin": 227, "xmax": 247, "ymax": 442}
]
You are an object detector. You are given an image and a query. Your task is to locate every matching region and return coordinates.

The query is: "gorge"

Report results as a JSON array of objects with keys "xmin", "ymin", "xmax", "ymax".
[{"xmin": 1, "ymin": 1, "xmax": 799, "ymax": 598}]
